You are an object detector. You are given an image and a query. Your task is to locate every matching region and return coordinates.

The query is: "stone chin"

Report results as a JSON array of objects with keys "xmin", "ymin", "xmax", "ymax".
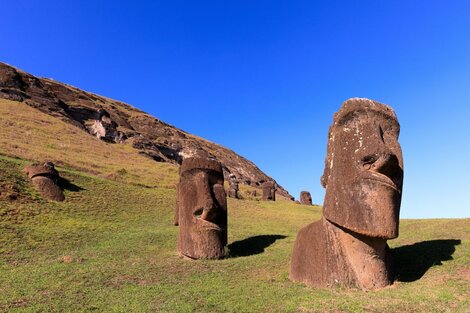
[
  {"xmin": 179, "ymin": 224, "xmax": 226, "ymax": 259},
  {"xmin": 324, "ymin": 177, "xmax": 401, "ymax": 239}
]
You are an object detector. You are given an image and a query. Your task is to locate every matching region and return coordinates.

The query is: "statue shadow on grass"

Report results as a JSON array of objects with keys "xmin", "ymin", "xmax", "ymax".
[
  {"xmin": 392, "ymin": 239, "xmax": 461, "ymax": 282},
  {"xmin": 228, "ymin": 235, "xmax": 287, "ymax": 258},
  {"xmin": 58, "ymin": 177, "xmax": 85, "ymax": 192}
]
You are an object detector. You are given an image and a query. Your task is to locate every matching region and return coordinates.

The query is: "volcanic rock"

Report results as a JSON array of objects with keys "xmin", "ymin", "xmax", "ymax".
[
  {"xmin": 175, "ymin": 155, "xmax": 227, "ymax": 259},
  {"xmin": 300, "ymin": 191, "xmax": 312, "ymax": 205},
  {"xmin": 262, "ymin": 181, "xmax": 276, "ymax": 201},
  {"xmin": 290, "ymin": 98, "xmax": 404, "ymax": 290},
  {"xmin": 0, "ymin": 62, "xmax": 293, "ymax": 199},
  {"xmin": 24, "ymin": 162, "xmax": 65, "ymax": 201}
]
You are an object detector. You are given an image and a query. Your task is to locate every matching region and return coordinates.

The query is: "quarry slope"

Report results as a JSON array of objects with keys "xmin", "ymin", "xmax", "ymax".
[{"xmin": 0, "ymin": 62, "xmax": 293, "ymax": 199}]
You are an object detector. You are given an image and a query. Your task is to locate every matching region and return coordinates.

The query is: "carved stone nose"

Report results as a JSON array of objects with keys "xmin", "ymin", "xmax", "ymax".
[
  {"xmin": 194, "ymin": 200, "xmax": 219, "ymax": 222},
  {"xmin": 370, "ymin": 154, "xmax": 400, "ymax": 178}
]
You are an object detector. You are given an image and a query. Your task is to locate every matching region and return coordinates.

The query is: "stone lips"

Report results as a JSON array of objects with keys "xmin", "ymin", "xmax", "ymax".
[
  {"xmin": 176, "ymin": 156, "xmax": 228, "ymax": 259},
  {"xmin": 0, "ymin": 62, "xmax": 294, "ymax": 200},
  {"xmin": 24, "ymin": 163, "xmax": 65, "ymax": 201},
  {"xmin": 290, "ymin": 98, "xmax": 403, "ymax": 290}
]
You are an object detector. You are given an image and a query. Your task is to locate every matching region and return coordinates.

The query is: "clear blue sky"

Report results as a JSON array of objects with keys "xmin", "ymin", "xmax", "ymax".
[{"xmin": 1, "ymin": 1, "xmax": 469, "ymax": 218}]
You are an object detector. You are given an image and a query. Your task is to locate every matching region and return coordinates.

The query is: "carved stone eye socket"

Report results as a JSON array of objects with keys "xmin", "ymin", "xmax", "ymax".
[
  {"xmin": 360, "ymin": 155, "xmax": 378, "ymax": 170},
  {"xmin": 193, "ymin": 208, "xmax": 204, "ymax": 218}
]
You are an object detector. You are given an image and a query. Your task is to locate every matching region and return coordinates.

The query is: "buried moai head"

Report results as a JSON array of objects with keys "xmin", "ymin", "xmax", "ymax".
[
  {"xmin": 321, "ymin": 98, "xmax": 404, "ymax": 238},
  {"xmin": 24, "ymin": 162, "xmax": 65, "ymax": 201},
  {"xmin": 300, "ymin": 191, "xmax": 312, "ymax": 205},
  {"xmin": 176, "ymin": 156, "xmax": 227, "ymax": 259},
  {"xmin": 262, "ymin": 181, "xmax": 276, "ymax": 201}
]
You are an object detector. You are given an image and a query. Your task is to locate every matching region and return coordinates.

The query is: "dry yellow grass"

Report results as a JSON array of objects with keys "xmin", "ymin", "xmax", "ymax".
[{"xmin": 0, "ymin": 99, "xmax": 178, "ymax": 188}]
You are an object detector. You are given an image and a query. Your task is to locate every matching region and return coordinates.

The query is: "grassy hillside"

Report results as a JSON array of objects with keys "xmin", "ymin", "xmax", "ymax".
[
  {"xmin": 0, "ymin": 99, "xmax": 178, "ymax": 188},
  {"xmin": 1, "ymin": 155, "xmax": 469, "ymax": 313}
]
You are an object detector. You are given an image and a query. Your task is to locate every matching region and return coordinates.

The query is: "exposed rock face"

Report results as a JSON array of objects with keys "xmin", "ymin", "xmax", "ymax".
[
  {"xmin": 300, "ymin": 191, "xmax": 312, "ymax": 205},
  {"xmin": 290, "ymin": 98, "xmax": 404, "ymax": 290},
  {"xmin": 175, "ymin": 155, "xmax": 228, "ymax": 259},
  {"xmin": 24, "ymin": 162, "xmax": 65, "ymax": 201},
  {"xmin": 262, "ymin": 181, "xmax": 276, "ymax": 201},
  {"xmin": 228, "ymin": 175, "xmax": 239, "ymax": 199},
  {"xmin": 88, "ymin": 109, "xmax": 125, "ymax": 143},
  {"xmin": 0, "ymin": 62, "xmax": 293, "ymax": 199}
]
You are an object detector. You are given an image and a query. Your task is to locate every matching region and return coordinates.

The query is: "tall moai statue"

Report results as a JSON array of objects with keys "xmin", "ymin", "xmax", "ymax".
[
  {"xmin": 175, "ymin": 155, "xmax": 228, "ymax": 259},
  {"xmin": 262, "ymin": 181, "xmax": 276, "ymax": 201},
  {"xmin": 24, "ymin": 162, "xmax": 65, "ymax": 201},
  {"xmin": 290, "ymin": 98, "xmax": 404, "ymax": 290},
  {"xmin": 228, "ymin": 174, "xmax": 239, "ymax": 199},
  {"xmin": 300, "ymin": 191, "xmax": 312, "ymax": 205}
]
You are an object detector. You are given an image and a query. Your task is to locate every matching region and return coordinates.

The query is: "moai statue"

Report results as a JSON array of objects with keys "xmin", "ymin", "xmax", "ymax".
[
  {"xmin": 175, "ymin": 156, "xmax": 228, "ymax": 259},
  {"xmin": 24, "ymin": 162, "xmax": 65, "ymax": 201},
  {"xmin": 300, "ymin": 191, "xmax": 312, "ymax": 205},
  {"xmin": 262, "ymin": 181, "xmax": 276, "ymax": 201},
  {"xmin": 290, "ymin": 98, "xmax": 404, "ymax": 290},
  {"xmin": 228, "ymin": 175, "xmax": 239, "ymax": 199}
]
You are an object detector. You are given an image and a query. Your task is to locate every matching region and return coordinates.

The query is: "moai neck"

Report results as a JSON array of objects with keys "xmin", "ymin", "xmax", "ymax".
[{"xmin": 336, "ymin": 225, "xmax": 391, "ymax": 290}]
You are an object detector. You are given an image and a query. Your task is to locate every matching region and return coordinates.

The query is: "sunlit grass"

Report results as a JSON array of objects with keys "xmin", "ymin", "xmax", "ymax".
[{"xmin": 1, "ymin": 155, "xmax": 468, "ymax": 312}]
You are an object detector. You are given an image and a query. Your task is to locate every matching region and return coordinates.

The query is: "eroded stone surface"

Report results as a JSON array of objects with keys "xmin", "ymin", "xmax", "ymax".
[
  {"xmin": 175, "ymin": 155, "xmax": 227, "ymax": 259},
  {"xmin": 228, "ymin": 175, "xmax": 239, "ymax": 199},
  {"xmin": 290, "ymin": 98, "xmax": 403, "ymax": 290},
  {"xmin": 24, "ymin": 162, "xmax": 65, "ymax": 201},
  {"xmin": 300, "ymin": 191, "xmax": 312, "ymax": 205},
  {"xmin": 262, "ymin": 181, "xmax": 276, "ymax": 201},
  {"xmin": 88, "ymin": 109, "xmax": 125, "ymax": 143}
]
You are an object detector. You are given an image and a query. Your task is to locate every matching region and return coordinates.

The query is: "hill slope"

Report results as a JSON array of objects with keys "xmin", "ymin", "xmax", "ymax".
[
  {"xmin": 0, "ymin": 62, "xmax": 293, "ymax": 199},
  {"xmin": 0, "ymin": 155, "xmax": 469, "ymax": 312}
]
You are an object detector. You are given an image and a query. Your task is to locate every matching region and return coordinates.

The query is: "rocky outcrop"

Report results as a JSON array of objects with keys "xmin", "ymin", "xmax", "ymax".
[{"xmin": 0, "ymin": 62, "xmax": 293, "ymax": 199}]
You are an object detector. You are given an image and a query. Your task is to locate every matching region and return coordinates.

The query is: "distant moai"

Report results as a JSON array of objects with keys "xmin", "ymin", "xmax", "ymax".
[
  {"xmin": 290, "ymin": 98, "xmax": 404, "ymax": 290},
  {"xmin": 228, "ymin": 175, "xmax": 239, "ymax": 199},
  {"xmin": 24, "ymin": 162, "xmax": 65, "ymax": 201},
  {"xmin": 262, "ymin": 181, "xmax": 276, "ymax": 201},
  {"xmin": 175, "ymin": 155, "xmax": 228, "ymax": 259},
  {"xmin": 300, "ymin": 191, "xmax": 312, "ymax": 205}
]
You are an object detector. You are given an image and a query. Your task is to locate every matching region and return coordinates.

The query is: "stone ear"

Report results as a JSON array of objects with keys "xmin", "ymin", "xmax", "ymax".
[{"xmin": 321, "ymin": 126, "xmax": 334, "ymax": 188}]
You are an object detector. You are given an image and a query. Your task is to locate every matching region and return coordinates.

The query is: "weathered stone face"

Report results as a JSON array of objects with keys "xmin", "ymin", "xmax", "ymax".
[
  {"xmin": 321, "ymin": 98, "xmax": 403, "ymax": 239},
  {"xmin": 300, "ymin": 191, "xmax": 312, "ymax": 205},
  {"xmin": 24, "ymin": 162, "xmax": 65, "ymax": 201},
  {"xmin": 290, "ymin": 98, "xmax": 404, "ymax": 290},
  {"xmin": 176, "ymin": 156, "xmax": 227, "ymax": 259},
  {"xmin": 262, "ymin": 181, "xmax": 276, "ymax": 201},
  {"xmin": 228, "ymin": 179, "xmax": 239, "ymax": 199}
]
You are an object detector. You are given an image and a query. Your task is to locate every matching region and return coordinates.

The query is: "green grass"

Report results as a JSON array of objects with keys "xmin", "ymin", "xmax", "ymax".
[{"xmin": 1, "ymin": 155, "xmax": 469, "ymax": 312}]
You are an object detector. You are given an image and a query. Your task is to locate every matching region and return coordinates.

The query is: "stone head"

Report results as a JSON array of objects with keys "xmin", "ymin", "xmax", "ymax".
[
  {"xmin": 24, "ymin": 162, "xmax": 64, "ymax": 201},
  {"xmin": 321, "ymin": 98, "xmax": 403, "ymax": 239},
  {"xmin": 176, "ymin": 156, "xmax": 227, "ymax": 259},
  {"xmin": 300, "ymin": 191, "xmax": 312, "ymax": 205},
  {"xmin": 262, "ymin": 181, "xmax": 276, "ymax": 201}
]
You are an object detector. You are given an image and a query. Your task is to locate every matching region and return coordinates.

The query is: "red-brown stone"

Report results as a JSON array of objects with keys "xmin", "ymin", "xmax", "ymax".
[
  {"xmin": 24, "ymin": 162, "xmax": 65, "ymax": 201},
  {"xmin": 175, "ymin": 156, "xmax": 227, "ymax": 259},
  {"xmin": 290, "ymin": 98, "xmax": 403, "ymax": 290}
]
